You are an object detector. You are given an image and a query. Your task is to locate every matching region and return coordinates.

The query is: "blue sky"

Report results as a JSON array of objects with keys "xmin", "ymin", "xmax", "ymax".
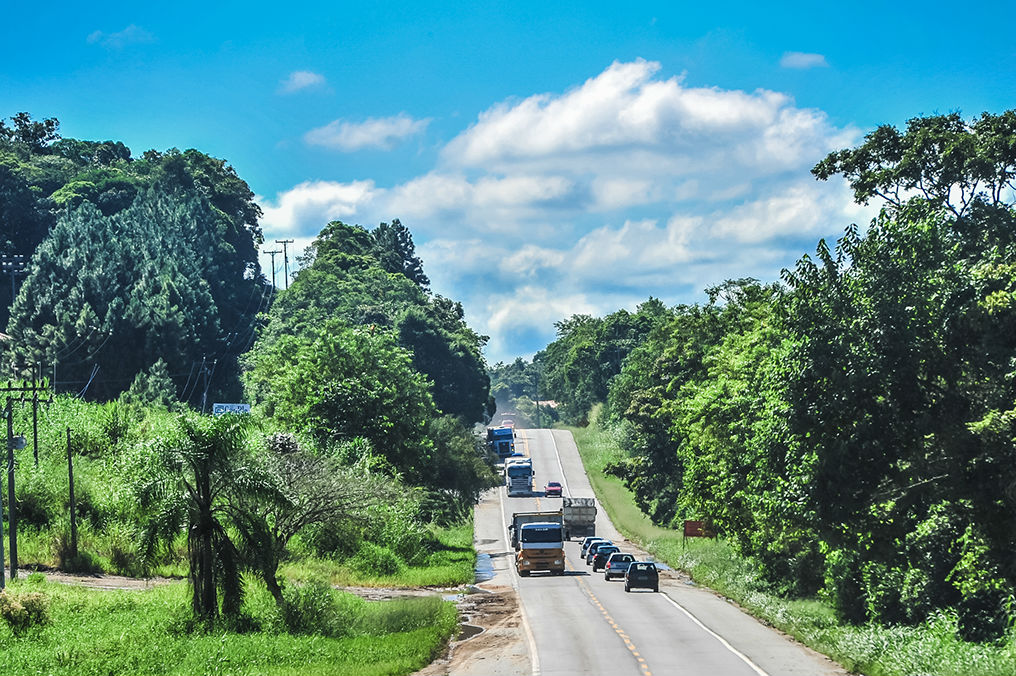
[{"xmin": 3, "ymin": 2, "xmax": 1014, "ymax": 362}]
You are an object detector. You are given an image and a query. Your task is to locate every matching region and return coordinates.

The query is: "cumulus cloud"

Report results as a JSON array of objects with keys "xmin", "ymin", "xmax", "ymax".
[
  {"xmin": 443, "ymin": 59, "xmax": 848, "ymax": 176},
  {"xmin": 260, "ymin": 59, "xmax": 868, "ymax": 361},
  {"xmin": 258, "ymin": 180, "xmax": 379, "ymax": 236},
  {"xmin": 86, "ymin": 25, "xmax": 154, "ymax": 49},
  {"xmin": 780, "ymin": 52, "xmax": 830, "ymax": 69},
  {"xmin": 279, "ymin": 70, "xmax": 326, "ymax": 94},
  {"xmin": 305, "ymin": 114, "xmax": 430, "ymax": 151}
]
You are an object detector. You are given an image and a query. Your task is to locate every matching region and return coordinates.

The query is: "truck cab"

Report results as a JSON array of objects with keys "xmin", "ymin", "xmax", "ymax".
[
  {"xmin": 515, "ymin": 521, "xmax": 565, "ymax": 576},
  {"xmin": 505, "ymin": 458, "xmax": 534, "ymax": 496}
]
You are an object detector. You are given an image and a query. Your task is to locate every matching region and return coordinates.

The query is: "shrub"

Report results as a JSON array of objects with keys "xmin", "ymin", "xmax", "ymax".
[
  {"xmin": 14, "ymin": 467, "xmax": 61, "ymax": 528},
  {"xmin": 280, "ymin": 579, "xmax": 352, "ymax": 636},
  {"xmin": 357, "ymin": 595, "xmax": 447, "ymax": 635},
  {"xmin": 350, "ymin": 542, "xmax": 404, "ymax": 577},
  {"xmin": 0, "ymin": 590, "xmax": 51, "ymax": 636},
  {"xmin": 107, "ymin": 522, "xmax": 145, "ymax": 576},
  {"xmin": 55, "ymin": 528, "xmax": 102, "ymax": 573}
]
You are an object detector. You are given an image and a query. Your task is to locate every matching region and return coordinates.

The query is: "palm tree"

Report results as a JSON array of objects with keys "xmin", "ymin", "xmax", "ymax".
[{"xmin": 137, "ymin": 412, "xmax": 279, "ymax": 620}]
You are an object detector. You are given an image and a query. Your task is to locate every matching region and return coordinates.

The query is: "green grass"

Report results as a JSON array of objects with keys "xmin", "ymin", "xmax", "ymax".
[
  {"xmin": 281, "ymin": 520, "xmax": 477, "ymax": 588},
  {"xmin": 0, "ymin": 574, "xmax": 458, "ymax": 676},
  {"xmin": 567, "ymin": 418, "xmax": 1016, "ymax": 676}
]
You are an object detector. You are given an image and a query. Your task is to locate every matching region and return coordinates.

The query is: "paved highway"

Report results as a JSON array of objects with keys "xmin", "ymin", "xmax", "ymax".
[{"xmin": 465, "ymin": 428, "xmax": 846, "ymax": 676}]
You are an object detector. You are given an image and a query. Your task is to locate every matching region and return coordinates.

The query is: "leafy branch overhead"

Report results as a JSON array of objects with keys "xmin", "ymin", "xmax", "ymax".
[{"xmin": 812, "ymin": 111, "xmax": 1016, "ymax": 217}]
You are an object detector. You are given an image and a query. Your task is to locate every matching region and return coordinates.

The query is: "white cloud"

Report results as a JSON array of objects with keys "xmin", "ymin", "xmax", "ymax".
[
  {"xmin": 86, "ymin": 25, "xmax": 154, "ymax": 49},
  {"xmin": 442, "ymin": 58, "xmax": 847, "ymax": 176},
  {"xmin": 780, "ymin": 52, "xmax": 830, "ymax": 69},
  {"xmin": 305, "ymin": 114, "xmax": 430, "ymax": 151},
  {"xmin": 260, "ymin": 60, "xmax": 868, "ymax": 361},
  {"xmin": 258, "ymin": 180, "xmax": 379, "ymax": 236},
  {"xmin": 279, "ymin": 70, "xmax": 326, "ymax": 94},
  {"xmin": 482, "ymin": 286, "xmax": 601, "ymax": 360}
]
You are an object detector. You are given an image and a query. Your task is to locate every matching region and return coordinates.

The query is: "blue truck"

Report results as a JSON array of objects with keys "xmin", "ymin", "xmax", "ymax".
[{"xmin": 486, "ymin": 425, "xmax": 515, "ymax": 459}]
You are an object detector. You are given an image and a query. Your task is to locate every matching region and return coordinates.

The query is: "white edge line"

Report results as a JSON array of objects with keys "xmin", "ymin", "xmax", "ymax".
[
  {"xmin": 553, "ymin": 427, "xmax": 768, "ymax": 676},
  {"xmin": 497, "ymin": 437, "xmax": 542, "ymax": 676},
  {"xmin": 659, "ymin": 592, "xmax": 771, "ymax": 676},
  {"xmin": 549, "ymin": 430, "xmax": 572, "ymax": 497}
]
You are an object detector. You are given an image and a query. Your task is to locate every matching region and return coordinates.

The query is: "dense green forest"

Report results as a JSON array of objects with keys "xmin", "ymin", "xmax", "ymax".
[
  {"xmin": 0, "ymin": 113, "xmax": 496, "ymax": 632},
  {"xmin": 495, "ymin": 110, "xmax": 1016, "ymax": 642}
]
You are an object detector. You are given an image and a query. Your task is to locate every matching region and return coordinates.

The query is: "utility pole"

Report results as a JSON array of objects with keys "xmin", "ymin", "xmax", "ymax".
[
  {"xmin": 1, "ymin": 255, "xmax": 27, "ymax": 306},
  {"xmin": 32, "ymin": 363, "xmax": 40, "ymax": 467},
  {"xmin": 67, "ymin": 428, "xmax": 77, "ymax": 560},
  {"xmin": 275, "ymin": 239, "xmax": 294, "ymax": 290},
  {"xmin": 0, "ymin": 405, "xmax": 7, "ymax": 590},
  {"xmin": 5, "ymin": 397, "xmax": 16, "ymax": 580},
  {"xmin": 263, "ymin": 249, "xmax": 281, "ymax": 289},
  {"xmin": 199, "ymin": 357, "xmax": 217, "ymax": 415}
]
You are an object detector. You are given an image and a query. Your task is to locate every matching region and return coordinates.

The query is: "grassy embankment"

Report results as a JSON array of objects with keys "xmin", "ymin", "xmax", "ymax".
[
  {"xmin": 568, "ymin": 417, "xmax": 1016, "ymax": 676},
  {"xmin": 0, "ymin": 573, "xmax": 457, "ymax": 676},
  {"xmin": 15, "ymin": 515, "xmax": 475, "ymax": 588},
  {"xmin": 5, "ymin": 518, "xmax": 475, "ymax": 675}
]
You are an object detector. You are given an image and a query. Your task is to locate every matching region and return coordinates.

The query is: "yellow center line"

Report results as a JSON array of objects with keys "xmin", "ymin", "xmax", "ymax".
[{"xmin": 566, "ymin": 558, "xmax": 653, "ymax": 676}]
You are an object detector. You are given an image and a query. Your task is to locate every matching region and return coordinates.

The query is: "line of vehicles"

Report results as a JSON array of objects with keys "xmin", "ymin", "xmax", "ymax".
[
  {"xmin": 491, "ymin": 424, "xmax": 659, "ymax": 591},
  {"xmin": 506, "ymin": 509, "xmax": 659, "ymax": 591}
]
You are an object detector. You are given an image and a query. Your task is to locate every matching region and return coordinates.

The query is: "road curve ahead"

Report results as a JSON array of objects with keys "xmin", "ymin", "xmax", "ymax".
[{"xmin": 479, "ymin": 428, "xmax": 845, "ymax": 676}]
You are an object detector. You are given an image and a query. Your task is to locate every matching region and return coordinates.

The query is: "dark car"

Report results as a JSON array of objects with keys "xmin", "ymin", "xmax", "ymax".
[
  {"xmin": 544, "ymin": 481, "xmax": 562, "ymax": 497},
  {"xmin": 585, "ymin": 540, "xmax": 614, "ymax": 565},
  {"xmin": 603, "ymin": 552, "xmax": 636, "ymax": 580},
  {"xmin": 580, "ymin": 536, "xmax": 606, "ymax": 558},
  {"xmin": 624, "ymin": 562, "xmax": 659, "ymax": 592},
  {"xmin": 591, "ymin": 545, "xmax": 620, "ymax": 571}
]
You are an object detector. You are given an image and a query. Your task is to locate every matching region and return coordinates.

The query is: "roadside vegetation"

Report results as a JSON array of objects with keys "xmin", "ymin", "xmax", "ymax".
[
  {"xmin": 571, "ymin": 414, "xmax": 1016, "ymax": 676},
  {"xmin": 0, "ymin": 113, "xmax": 494, "ymax": 674},
  {"xmin": 494, "ymin": 109, "xmax": 1016, "ymax": 673},
  {"xmin": 0, "ymin": 574, "xmax": 456, "ymax": 676}
]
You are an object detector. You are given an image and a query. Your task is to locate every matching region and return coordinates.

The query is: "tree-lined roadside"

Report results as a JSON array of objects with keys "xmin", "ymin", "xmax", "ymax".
[
  {"xmin": 569, "ymin": 414, "xmax": 1016, "ymax": 676},
  {"xmin": 497, "ymin": 110, "xmax": 1016, "ymax": 662},
  {"xmin": 0, "ymin": 113, "xmax": 493, "ymax": 674}
]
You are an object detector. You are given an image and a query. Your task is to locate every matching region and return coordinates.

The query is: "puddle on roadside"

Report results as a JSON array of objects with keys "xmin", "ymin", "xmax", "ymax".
[
  {"xmin": 474, "ymin": 552, "xmax": 495, "ymax": 582},
  {"xmin": 457, "ymin": 623, "xmax": 484, "ymax": 641}
]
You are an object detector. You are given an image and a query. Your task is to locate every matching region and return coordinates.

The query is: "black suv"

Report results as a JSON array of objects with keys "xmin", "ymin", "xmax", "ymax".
[
  {"xmin": 624, "ymin": 562, "xmax": 659, "ymax": 592},
  {"xmin": 591, "ymin": 545, "xmax": 620, "ymax": 571}
]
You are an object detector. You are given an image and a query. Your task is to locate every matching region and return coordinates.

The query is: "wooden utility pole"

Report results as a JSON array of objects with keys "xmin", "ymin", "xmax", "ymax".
[
  {"xmin": 0, "ymin": 406, "xmax": 6, "ymax": 590},
  {"xmin": 1, "ymin": 375, "xmax": 52, "ymax": 579},
  {"xmin": 263, "ymin": 249, "xmax": 281, "ymax": 288},
  {"xmin": 67, "ymin": 428, "xmax": 77, "ymax": 559},
  {"xmin": 275, "ymin": 239, "xmax": 294, "ymax": 290},
  {"xmin": 32, "ymin": 364, "xmax": 40, "ymax": 466},
  {"xmin": 5, "ymin": 397, "xmax": 16, "ymax": 579}
]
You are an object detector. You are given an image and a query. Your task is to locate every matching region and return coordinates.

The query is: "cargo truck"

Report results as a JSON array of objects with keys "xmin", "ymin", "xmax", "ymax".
[
  {"xmin": 504, "ymin": 457, "xmax": 534, "ymax": 496},
  {"xmin": 486, "ymin": 426, "xmax": 515, "ymax": 459},
  {"xmin": 562, "ymin": 496, "xmax": 596, "ymax": 540},
  {"xmin": 508, "ymin": 511, "xmax": 565, "ymax": 576}
]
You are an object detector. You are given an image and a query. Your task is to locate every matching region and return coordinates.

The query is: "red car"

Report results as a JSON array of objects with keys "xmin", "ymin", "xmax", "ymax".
[{"xmin": 544, "ymin": 481, "xmax": 562, "ymax": 497}]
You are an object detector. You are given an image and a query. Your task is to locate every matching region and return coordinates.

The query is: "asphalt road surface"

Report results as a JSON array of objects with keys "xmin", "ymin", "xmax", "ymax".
[{"xmin": 466, "ymin": 428, "xmax": 846, "ymax": 676}]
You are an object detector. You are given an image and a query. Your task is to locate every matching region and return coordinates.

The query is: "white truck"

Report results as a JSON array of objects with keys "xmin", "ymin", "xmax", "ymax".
[
  {"xmin": 504, "ymin": 457, "xmax": 534, "ymax": 496},
  {"xmin": 562, "ymin": 497, "xmax": 596, "ymax": 540}
]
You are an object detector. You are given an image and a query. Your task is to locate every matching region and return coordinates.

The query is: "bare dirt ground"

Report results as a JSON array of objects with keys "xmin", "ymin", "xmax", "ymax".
[{"xmin": 414, "ymin": 583, "xmax": 528, "ymax": 676}]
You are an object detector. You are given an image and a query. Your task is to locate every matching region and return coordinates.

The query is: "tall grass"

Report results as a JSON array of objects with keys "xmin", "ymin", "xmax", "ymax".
[
  {"xmin": 0, "ymin": 574, "xmax": 458, "ymax": 676},
  {"xmin": 282, "ymin": 519, "xmax": 476, "ymax": 588},
  {"xmin": 567, "ymin": 419, "xmax": 1016, "ymax": 676}
]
